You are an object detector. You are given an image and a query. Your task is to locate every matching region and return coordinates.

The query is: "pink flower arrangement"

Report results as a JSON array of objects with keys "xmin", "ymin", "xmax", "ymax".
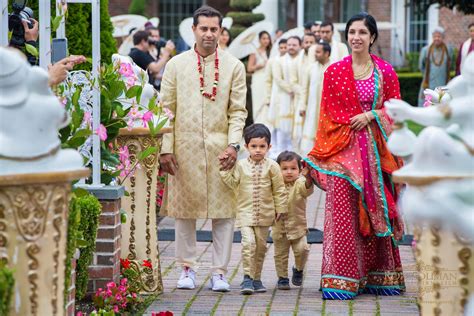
[
  {"xmin": 119, "ymin": 63, "xmax": 135, "ymax": 78},
  {"xmin": 95, "ymin": 124, "xmax": 108, "ymax": 141},
  {"xmin": 163, "ymin": 107, "xmax": 174, "ymax": 120},
  {"xmin": 83, "ymin": 111, "xmax": 92, "ymax": 128},
  {"xmin": 141, "ymin": 111, "xmax": 154, "ymax": 127},
  {"xmin": 92, "ymin": 278, "xmax": 140, "ymax": 314},
  {"xmin": 117, "ymin": 145, "xmax": 133, "ymax": 178}
]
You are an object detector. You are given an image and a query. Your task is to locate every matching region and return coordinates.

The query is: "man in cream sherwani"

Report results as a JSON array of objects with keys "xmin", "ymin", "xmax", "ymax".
[
  {"xmin": 298, "ymin": 40, "xmax": 331, "ymax": 154},
  {"xmin": 290, "ymin": 33, "xmax": 317, "ymax": 143},
  {"xmin": 268, "ymin": 36, "xmax": 301, "ymax": 158},
  {"xmin": 159, "ymin": 5, "xmax": 247, "ymax": 292},
  {"xmin": 320, "ymin": 21, "xmax": 349, "ymax": 64}
]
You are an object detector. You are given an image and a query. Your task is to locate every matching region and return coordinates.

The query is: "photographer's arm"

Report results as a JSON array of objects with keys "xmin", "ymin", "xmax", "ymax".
[
  {"xmin": 23, "ymin": 19, "xmax": 38, "ymax": 65},
  {"xmin": 48, "ymin": 55, "xmax": 86, "ymax": 87}
]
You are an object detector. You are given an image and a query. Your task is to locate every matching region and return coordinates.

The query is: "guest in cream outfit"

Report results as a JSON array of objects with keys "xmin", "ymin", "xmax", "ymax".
[
  {"xmin": 320, "ymin": 21, "xmax": 349, "ymax": 64},
  {"xmin": 159, "ymin": 5, "xmax": 247, "ymax": 293},
  {"xmin": 247, "ymin": 31, "xmax": 272, "ymax": 124}
]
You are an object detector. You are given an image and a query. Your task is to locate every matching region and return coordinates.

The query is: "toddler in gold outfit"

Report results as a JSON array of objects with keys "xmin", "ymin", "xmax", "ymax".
[
  {"xmin": 273, "ymin": 151, "xmax": 314, "ymax": 289},
  {"xmin": 220, "ymin": 124, "xmax": 287, "ymax": 295}
]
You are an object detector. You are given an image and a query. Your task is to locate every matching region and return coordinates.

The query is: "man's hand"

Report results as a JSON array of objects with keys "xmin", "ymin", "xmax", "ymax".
[
  {"xmin": 23, "ymin": 19, "xmax": 39, "ymax": 42},
  {"xmin": 161, "ymin": 40, "xmax": 175, "ymax": 59},
  {"xmin": 299, "ymin": 110, "xmax": 306, "ymax": 117},
  {"xmin": 218, "ymin": 146, "xmax": 237, "ymax": 171},
  {"xmin": 48, "ymin": 55, "xmax": 86, "ymax": 87},
  {"xmin": 276, "ymin": 213, "xmax": 284, "ymax": 221},
  {"xmin": 159, "ymin": 153, "xmax": 179, "ymax": 175}
]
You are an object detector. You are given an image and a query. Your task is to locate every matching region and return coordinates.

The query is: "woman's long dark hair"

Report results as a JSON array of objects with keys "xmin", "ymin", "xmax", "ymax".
[
  {"xmin": 345, "ymin": 12, "xmax": 378, "ymax": 52},
  {"xmin": 258, "ymin": 30, "xmax": 272, "ymax": 57}
]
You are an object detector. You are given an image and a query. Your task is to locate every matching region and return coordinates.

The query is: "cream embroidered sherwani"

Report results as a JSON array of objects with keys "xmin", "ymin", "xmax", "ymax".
[
  {"xmin": 160, "ymin": 48, "xmax": 247, "ymax": 275},
  {"xmin": 160, "ymin": 48, "xmax": 247, "ymax": 219},
  {"xmin": 220, "ymin": 157, "xmax": 287, "ymax": 279},
  {"xmin": 298, "ymin": 60, "xmax": 330, "ymax": 154},
  {"xmin": 272, "ymin": 177, "xmax": 314, "ymax": 278},
  {"xmin": 329, "ymin": 41, "xmax": 349, "ymax": 64}
]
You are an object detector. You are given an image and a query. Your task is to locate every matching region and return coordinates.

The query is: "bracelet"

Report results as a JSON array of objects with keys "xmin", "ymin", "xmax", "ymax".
[{"xmin": 363, "ymin": 112, "xmax": 371, "ymax": 123}]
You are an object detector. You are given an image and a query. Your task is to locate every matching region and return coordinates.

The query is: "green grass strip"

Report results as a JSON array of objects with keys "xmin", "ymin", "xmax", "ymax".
[
  {"xmin": 181, "ymin": 274, "xmax": 212, "ymax": 315},
  {"xmin": 321, "ymin": 299, "xmax": 326, "ymax": 316},
  {"xmin": 238, "ymin": 295, "xmax": 250, "ymax": 316},
  {"xmin": 375, "ymin": 295, "xmax": 381, "ymax": 316},
  {"xmin": 210, "ymin": 260, "xmax": 242, "ymax": 316}
]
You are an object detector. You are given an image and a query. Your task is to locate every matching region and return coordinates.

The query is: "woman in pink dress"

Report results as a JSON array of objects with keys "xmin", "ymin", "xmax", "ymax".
[{"xmin": 304, "ymin": 13, "xmax": 405, "ymax": 300}]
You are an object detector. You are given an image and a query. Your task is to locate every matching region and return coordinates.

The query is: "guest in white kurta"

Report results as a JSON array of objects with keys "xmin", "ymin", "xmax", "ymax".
[
  {"xmin": 320, "ymin": 21, "xmax": 349, "ymax": 64},
  {"xmin": 298, "ymin": 41, "xmax": 331, "ymax": 154},
  {"xmin": 291, "ymin": 33, "xmax": 317, "ymax": 142},
  {"xmin": 268, "ymin": 36, "xmax": 301, "ymax": 158},
  {"xmin": 248, "ymin": 31, "xmax": 272, "ymax": 124}
]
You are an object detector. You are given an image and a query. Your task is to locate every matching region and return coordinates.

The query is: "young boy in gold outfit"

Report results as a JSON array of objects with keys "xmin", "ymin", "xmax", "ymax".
[
  {"xmin": 273, "ymin": 151, "xmax": 314, "ymax": 289},
  {"xmin": 220, "ymin": 124, "xmax": 287, "ymax": 295}
]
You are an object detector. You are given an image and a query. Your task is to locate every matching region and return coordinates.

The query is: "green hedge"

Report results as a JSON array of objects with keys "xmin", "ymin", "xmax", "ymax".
[
  {"xmin": 0, "ymin": 263, "xmax": 14, "ymax": 316},
  {"xmin": 65, "ymin": 196, "xmax": 81, "ymax": 305},
  {"xmin": 75, "ymin": 194, "xmax": 102, "ymax": 300},
  {"xmin": 229, "ymin": 0, "xmax": 262, "ymax": 11},
  {"xmin": 397, "ymin": 72, "xmax": 422, "ymax": 107},
  {"xmin": 226, "ymin": 12, "xmax": 265, "ymax": 26},
  {"xmin": 229, "ymin": 26, "xmax": 247, "ymax": 39}
]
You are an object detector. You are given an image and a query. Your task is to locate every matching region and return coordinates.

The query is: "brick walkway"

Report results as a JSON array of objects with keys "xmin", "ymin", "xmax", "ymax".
[{"xmin": 146, "ymin": 189, "xmax": 420, "ymax": 315}]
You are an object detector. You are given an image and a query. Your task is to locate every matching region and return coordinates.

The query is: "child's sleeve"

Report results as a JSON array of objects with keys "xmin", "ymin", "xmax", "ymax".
[
  {"xmin": 296, "ymin": 177, "xmax": 314, "ymax": 199},
  {"xmin": 270, "ymin": 163, "xmax": 288, "ymax": 214},
  {"xmin": 219, "ymin": 162, "xmax": 241, "ymax": 190}
]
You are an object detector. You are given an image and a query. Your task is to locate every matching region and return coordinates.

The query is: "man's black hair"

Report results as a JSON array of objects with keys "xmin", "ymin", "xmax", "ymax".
[
  {"xmin": 317, "ymin": 40, "xmax": 332, "ymax": 56},
  {"xmin": 193, "ymin": 5, "xmax": 223, "ymax": 27},
  {"xmin": 276, "ymin": 151, "xmax": 302, "ymax": 169},
  {"xmin": 287, "ymin": 35, "xmax": 302, "ymax": 45},
  {"xmin": 133, "ymin": 30, "xmax": 149, "ymax": 45},
  {"xmin": 243, "ymin": 123, "xmax": 271, "ymax": 145},
  {"xmin": 320, "ymin": 21, "xmax": 334, "ymax": 31},
  {"xmin": 278, "ymin": 38, "xmax": 288, "ymax": 45}
]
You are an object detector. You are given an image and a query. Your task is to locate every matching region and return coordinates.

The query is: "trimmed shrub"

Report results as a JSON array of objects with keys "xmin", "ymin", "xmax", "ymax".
[
  {"xmin": 64, "ymin": 196, "xmax": 81, "ymax": 305},
  {"xmin": 226, "ymin": 12, "xmax": 265, "ymax": 26},
  {"xmin": 397, "ymin": 72, "xmax": 422, "ymax": 107},
  {"xmin": 128, "ymin": 0, "xmax": 147, "ymax": 16},
  {"xmin": 0, "ymin": 263, "xmax": 14, "ymax": 316},
  {"xmin": 229, "ymin": 26, "xmax": 248, "ymax": 39},
  {"xmin": 75, "ymin": 194, "xmax": 102, "ymax": 300},
  {"xmin": 229, "ymin": 0, "xmax": 262, "ymax": 11}
]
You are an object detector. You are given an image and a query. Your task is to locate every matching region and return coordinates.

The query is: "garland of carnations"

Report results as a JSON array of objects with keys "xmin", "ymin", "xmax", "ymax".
[{"xmin": 196, "ymin": 49, "xmax": 219, "ymax": 101}]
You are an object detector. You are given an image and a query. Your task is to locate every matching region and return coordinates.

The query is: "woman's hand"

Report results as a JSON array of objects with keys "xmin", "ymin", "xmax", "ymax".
[{"xmin": 350, "ymin": 112, "xmax": 372, "ymax": 131}]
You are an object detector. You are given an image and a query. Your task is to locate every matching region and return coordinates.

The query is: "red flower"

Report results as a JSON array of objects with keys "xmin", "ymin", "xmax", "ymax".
[
  {"xmin": 152, "ymin": 311, "xmax": 173, "ymax": 316},
  {"xmin": 142, "ymin": 259, "xmax": 152, "ymax": 269},
  {"xmin": 120, "ymin": 258, "xmax": 131, "ymax": 269}
]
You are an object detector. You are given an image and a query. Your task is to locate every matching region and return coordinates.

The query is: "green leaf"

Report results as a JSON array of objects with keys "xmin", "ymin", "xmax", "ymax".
[
  {"xmin": 67, "ymin": 136, "xmax": 87, "ymax": 148},
  {"xmin": 108, "ymin": 80, "xmax": 126, "ymax": 100},
  {"xmin": 114, "ymin": 102, "xmax": 125, "ymax": 117},
  {"xmin": 72, "ymin": 87, "xmax": 82, "ymax": 108},
  {"xmin": 71, "ymin": 109, "xmax": 84, "ymax": 131},
  {"xmin": 147, "ymin": 95, "xmax": 158, "ymax": 112},
  {"xmin": 76, "ymin": 238, "xmax": 88, "ymax": 248},
  {"xmin": 51, "ymin": 15, "xmax": 63, "ymax": 32},
  {"xmin": 125, "ymin": 85, "xmax": 141, "ymax": 99},
  {"xmin": 25, "ymin": 43, "xmax": 39, "ymax": 57},
  {"xmin": 138, "ymin": 146, "xmax": 158, "ymax": 161},
  {"xmin": 135, "ymin": 86, "xmax": 143, "ymax": 104},
  {"xmin": 73, "ymin": 129, "xmax": 92, "ymax": 139},
  {"xmin": 124, "ymin": 190, "xmax": 130, "ymax": 197}
]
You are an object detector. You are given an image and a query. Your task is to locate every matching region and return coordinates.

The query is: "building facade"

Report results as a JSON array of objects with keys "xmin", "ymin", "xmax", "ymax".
[{"xmin": 109, "ymin": 0, "xmax": 473, "ymax": 67}]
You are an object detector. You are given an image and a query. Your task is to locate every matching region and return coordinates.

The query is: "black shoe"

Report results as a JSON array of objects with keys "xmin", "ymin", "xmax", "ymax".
[
  {"xmin": 292, "ymin": 266, "xmax": 303, "ymax": 286},
  {"xmin": 277, "ymin": 277, "xmax": 290, "ymax": 290},
  {"xmin": 253, "ymin": 279, "xmax": 267, "ymax": 293},
  {"xmin": 240, "ymin": 275, "xmax": 254, "ymax": 295}
]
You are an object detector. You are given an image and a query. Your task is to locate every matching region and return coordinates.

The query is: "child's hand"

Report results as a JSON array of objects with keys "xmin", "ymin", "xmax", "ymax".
[
  {"xmin": 301, "ymin": 166, "xmax": 309, "ymax": 177},
  {"xmin": 276, "ymin": 213, "xmax": 283, "ymax": 221}
]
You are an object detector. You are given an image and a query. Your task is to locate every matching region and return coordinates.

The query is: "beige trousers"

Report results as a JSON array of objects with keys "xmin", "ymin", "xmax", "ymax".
[
  {"xmin": 240, "ymin": 226, "xmax": 270, "ymax": 280},
  {"xmin": 273, "ymin": 234, "xmax": 310, "ymax": 278},
  {"xmin": 175, "ymin": 218, "xmax": 235, "ymax": 274}
]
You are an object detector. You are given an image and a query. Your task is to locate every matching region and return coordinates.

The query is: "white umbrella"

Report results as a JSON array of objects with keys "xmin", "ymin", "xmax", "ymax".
[
  {"xmin": 111, "ymin": 14, "xmax": 148, "ymax": 38},
  {"xmin": 227, "ymin": 21, "xmax": 274, "ymax": 59},
  {"xmin": 179, "ymin": 17, "xmax": 234, "ymax": 48}
]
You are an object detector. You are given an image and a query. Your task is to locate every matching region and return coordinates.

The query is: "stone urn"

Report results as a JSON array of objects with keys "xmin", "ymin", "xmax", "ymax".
[
  {"xmin": 116, "ymin": 127, "xmax": 171, "ymax": 295},
  {"xmin": 0, "ymin": 47, "xmax": 88, "ymax": 315}
]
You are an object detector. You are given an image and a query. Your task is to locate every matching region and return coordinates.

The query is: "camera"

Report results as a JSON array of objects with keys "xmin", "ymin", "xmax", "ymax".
[
  {"xmin": 149, "ymin": 38, "xmax": 167, "ymax": 55},
  {"xmin": 8, "ymin": 0, "xmax": 34, "ymax": 48}
]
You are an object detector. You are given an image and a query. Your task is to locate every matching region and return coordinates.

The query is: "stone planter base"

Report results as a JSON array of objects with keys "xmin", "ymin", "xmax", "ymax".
[
  {"xmin": 0, "ymin": 169, "xmax": 89, "ymax": 316},
  {"xmin": 413, "ymin": 225, "xmax": 474, "ymax": 315}
]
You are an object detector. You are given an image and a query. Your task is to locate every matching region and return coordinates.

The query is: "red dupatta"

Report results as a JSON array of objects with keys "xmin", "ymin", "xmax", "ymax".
[{"xmin": 305, "ymin": 54, "xmax": 404, "ymax": 240}]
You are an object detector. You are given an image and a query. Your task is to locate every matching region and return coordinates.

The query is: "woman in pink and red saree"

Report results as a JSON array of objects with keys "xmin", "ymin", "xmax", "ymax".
[{"xmin": 304, "ymin": 13, "xmax": 405, "ymax": 300}]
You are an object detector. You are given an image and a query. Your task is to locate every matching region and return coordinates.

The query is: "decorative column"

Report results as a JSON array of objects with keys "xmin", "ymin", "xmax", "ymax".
[
  {"xmin": 0, "ymin": 170, "xmax": 89, "ymax": 316},
  {"xmin": 116, "ymin": 127, "xmax": 171, "ymax": 295}
]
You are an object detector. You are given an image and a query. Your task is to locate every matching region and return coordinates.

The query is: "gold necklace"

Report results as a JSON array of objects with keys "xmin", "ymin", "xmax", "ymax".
[{"xmin": 353, "ymin": 60, "xmax": 373, "ymax": 80}]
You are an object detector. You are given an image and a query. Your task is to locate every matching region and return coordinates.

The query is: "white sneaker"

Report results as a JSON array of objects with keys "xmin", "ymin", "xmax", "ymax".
[
  {"xmin": 177, "ymin": 267, "xmax": 196, "ymax": 289},
  {"xmin": 209, "ymin": 273, "xmax": 230, "ymax": 292}
]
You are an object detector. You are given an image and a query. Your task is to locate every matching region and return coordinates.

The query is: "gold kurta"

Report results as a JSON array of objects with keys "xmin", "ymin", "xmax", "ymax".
[
  {"xmin": 272, "ymin": 177, "xmax": 314, "ymax": 240},
  {"xmin": 160, "ymin": 48, "xmax": 247, "ymax": 219},
  {"xmin": 220, "ymin": 157, "xmax": 287, "ymax": 227}
]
